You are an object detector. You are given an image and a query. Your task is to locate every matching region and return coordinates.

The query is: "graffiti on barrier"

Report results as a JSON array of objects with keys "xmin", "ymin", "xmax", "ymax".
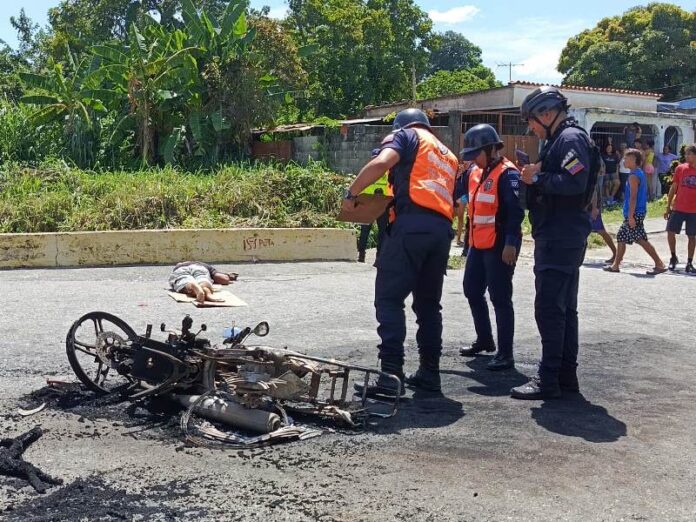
[{"xmin": 243, "ymin": 237, "xmax": 275, "ymax": 251}]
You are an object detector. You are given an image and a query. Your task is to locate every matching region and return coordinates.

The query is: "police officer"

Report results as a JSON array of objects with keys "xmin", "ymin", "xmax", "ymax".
[
  {"xmin": 511, "ymin": 86, "xmax": 593, "ymax": 400},
  {"xmin": 343, "ymin": 108, "xmax": 458, "ymax": 395},
  {"xmin": 458, "ymin": 124, "xmax": 524, "ymax": 371}
]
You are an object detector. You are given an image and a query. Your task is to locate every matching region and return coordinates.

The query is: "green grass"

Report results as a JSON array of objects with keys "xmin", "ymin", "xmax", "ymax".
[
  {"xmin": 0, "ymin": 161, "xmax": 353, "ymax": 233},
  {"xmin": 600, "ymin": 198, "xmax": 666, "ymax": 224}
]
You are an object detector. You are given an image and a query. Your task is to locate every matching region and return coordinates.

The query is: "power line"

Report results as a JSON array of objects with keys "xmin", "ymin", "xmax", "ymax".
[{"xmin": 497, "ymin": 62, "xmax": 524, "ymax": 83}]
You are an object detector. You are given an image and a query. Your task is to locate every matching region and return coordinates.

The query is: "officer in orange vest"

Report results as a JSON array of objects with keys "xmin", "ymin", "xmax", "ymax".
[
  {"xmin": 342, "ymin": 108, "xmax": 458, "ymax": 396},
  {"xmin": 458, "ymin": 124, "xmax": 524, "ymax": 370}
]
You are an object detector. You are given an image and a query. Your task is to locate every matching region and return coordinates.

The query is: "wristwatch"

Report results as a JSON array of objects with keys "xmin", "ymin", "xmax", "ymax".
[
  {"xmin": 344, "ymin": 189, "xmax": 358, "ymax": 201},
  {"xmin": 532, "ymin": 174, "xmax": 539, "ymax": 183}
]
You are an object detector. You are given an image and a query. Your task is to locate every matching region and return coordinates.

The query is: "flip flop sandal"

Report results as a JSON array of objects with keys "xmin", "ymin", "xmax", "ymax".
[
  {"xmin": 645, "ymin": 267, "xmax": 667, "ymax": 275},
  {"xmin": 603, "ymin": 266, "xmax": 620, "ymax": 273}
]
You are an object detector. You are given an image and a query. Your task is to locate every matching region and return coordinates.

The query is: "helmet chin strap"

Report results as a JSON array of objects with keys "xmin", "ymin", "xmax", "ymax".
[{"xmin": 532, "ymin": 110, "xmax": 563, "ymax": 140}]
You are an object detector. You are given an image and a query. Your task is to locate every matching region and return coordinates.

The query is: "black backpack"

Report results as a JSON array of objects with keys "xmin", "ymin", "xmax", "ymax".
[{"xmin": 577, "ymin": 127, "xmax": 602, "ymax": 211}]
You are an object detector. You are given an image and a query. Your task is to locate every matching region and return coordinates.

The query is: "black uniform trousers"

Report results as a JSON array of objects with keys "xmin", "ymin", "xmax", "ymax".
[
  {"xmin": 533, "ymin": 241, "xmax": 586, "ymax": 387},
  {"xmin": 463, "ymin": 244, "xmax": 517, "ymax": 356},
  {"xmin": 357, "ymin": 210, "xmax": 389, "ymax": 254},
  {"xmin": 374, "ymin": 214, "xmax": 452, "ymax": 360}
]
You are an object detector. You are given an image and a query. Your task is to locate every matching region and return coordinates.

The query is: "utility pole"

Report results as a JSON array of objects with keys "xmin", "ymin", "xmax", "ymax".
[
  {"xmin": 411, "ymin": 64, "xmax": 417, "ymax": 104},
  {"xmin": 497, "ymin": 62, "xmax": 524, "ymax": 83}
]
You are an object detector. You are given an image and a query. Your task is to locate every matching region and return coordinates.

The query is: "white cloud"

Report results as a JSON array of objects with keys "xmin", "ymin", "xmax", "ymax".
[
  {"xmin": 428, "ymin": 6, "xmax": 480, "ymax": 24},
  {"xmin": 450, "ymin": 18, "xmax": 587, "ymax": 85},
  {"xmin": 268, "ymin": 6, "xmax": 289, "ymax": 20}
]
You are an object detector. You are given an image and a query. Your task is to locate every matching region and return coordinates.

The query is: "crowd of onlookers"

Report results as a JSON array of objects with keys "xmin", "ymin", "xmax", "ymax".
[
  {"xmin": 598, "ymin": 123, "xmax": 679, "ymax": 206},
  {"xmin": 590, "ymin": 125, "xmax": 696, "ymax": 275}
]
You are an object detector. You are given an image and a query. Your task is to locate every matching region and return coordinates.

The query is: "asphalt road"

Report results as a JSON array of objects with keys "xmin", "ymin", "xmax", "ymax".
[{"xmin": 1, "ymin": 232, "xmax": 695, "ymax": 521}]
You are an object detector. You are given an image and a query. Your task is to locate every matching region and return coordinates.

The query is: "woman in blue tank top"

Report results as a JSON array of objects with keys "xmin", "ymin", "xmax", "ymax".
[{"xmin": 605, "ymin": 149, "xmax": 666, "ymax": 275}]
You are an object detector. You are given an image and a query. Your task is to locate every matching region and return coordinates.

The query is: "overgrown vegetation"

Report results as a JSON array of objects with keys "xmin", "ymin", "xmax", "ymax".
[
  {"xmin": 559, "ymin": 4, "xmax": 696, "ymax": 100},
  {"xmin": 0, "ymin": 161, "xmax": 348, "ymax": 233}
]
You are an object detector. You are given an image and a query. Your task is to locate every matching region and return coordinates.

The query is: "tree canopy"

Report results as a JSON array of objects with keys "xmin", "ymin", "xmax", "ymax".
[
  {"xmin": 426, "ymin": 31, "xmax": 483, "ymax": 77},
  {"xmin": 417, "ymin": 66, "xmax": 500, "ymax": 100},
  {"xmin": 558, "ymin": 3, "xmax": 696, "ymax": 100},
  {"xmin": 286, "ymin": 0, "xmax": 434, "ymax": 118}
]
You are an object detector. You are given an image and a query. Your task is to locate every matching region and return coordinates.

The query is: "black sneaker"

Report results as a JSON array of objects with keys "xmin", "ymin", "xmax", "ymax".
[
  {"xmin": 686, "ymin": 263, "xmax": 695, "ymax": 274},
  {"xmin": 669, "ymin": 256, "xmax": 678, "ymax": 271},
  {"xmin": 459, "ymin": 339, "xmax": 496, "ymax": 357}
]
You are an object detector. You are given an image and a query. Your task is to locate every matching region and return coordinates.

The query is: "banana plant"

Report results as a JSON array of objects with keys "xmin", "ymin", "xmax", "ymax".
[
  {"xmin": 88, "ymin": 19, "xmax": 199, "ymax": 165},
  {"xmin": 19, "ymin": 48, "xmax": 110, "ymax": 166},
  {"xmin": 175, "ymin": 0, "xmax": 262, "ymax": 163}
]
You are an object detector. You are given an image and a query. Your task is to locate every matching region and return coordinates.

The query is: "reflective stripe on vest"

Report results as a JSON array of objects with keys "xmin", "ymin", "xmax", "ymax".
[
  {"xmin": 468, "ymin": 158, "xmax": 518, "ymax": 249},
  {"xmin": 406, "ymin": 128, "xmax": 458, "ymax": 220}
]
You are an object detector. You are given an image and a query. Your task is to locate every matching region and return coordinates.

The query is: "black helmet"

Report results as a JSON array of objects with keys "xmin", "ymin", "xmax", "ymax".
[
  {"xmin": 460, "ymin": 124, "xmax": 504, "ymax": 160},
  {"xmin": 393, "ymin": 108, "xmax": 431, "ymax": 130},
  {"xmin": 520, "ymin": 86, "xmax": 569, "ymax": 122}
]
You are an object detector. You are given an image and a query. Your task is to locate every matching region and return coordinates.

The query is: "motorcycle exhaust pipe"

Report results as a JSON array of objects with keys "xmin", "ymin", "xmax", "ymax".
[{"xmin": 175, "ymin": 394, "xmax": 281, "ymax": 434}]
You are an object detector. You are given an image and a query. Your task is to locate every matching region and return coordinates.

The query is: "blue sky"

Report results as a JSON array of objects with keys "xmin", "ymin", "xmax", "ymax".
[{"xmin": 1, "ymin": 1, "xmax": 694, "ymax": 84}]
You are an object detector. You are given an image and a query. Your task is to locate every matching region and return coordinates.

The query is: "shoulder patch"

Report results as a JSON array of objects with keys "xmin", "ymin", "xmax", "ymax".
[{"xmin": 562, "ymin": 149, "xmax": 585, "ymax": 175}]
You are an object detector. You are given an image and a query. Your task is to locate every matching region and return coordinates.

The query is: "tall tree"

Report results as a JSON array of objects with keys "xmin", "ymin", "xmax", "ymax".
[
  {"xmin": 286, "ymin": 0, "xmax": 434, "ymax": 117},
  {"xmin": 558, "ymin": 3, "xmax": 696, "ymax": 100},
  {"xmin": 9, "ymin": 9, "xmax": 47, "ymax": 66},
  {"xmin": 426, "ymin": 31, "xmax": 483, "ymax": 77},
  {"xmin": 0, "ymin": 44, "xmax": 25, "ymax": 101},
  {"xmin": 45, "ymin": 0, "xmax": 228, "ymax": 59}
]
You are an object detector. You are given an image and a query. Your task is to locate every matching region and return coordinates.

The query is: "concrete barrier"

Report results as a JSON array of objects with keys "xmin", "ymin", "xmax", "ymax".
[{"xmin": 0, "ymin": 228, "xmax": 356, "ymax": 269}]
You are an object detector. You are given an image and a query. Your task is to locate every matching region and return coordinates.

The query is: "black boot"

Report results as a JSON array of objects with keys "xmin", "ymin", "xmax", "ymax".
[
  {"xmin": 669, "ymin": 255, "xmax": 678, "ymax": 271},
  {"xmin": 354, "ymin": 355, "xmax": 404, "ymax": 398},
  {"xmin": 459, "ymin": 338, "xmax": 496, "ymax": 357},
  {"xmin": 405, "ymin": 354, "xmax": 441, "ymax": 392},
  {"xmin": 559, "ymin": 368, "xmax": 580, "ymax": 393},
  {"xmin": 358, "ymin": 250, "xmax": 366, "ymax": 263},
  {"xmin": 510, "ymin": 376, "xmax": 561, "ymax": 400},
  {"xmin": 487, "ymin": 352, "xmax": 514, "ymax": 371}
]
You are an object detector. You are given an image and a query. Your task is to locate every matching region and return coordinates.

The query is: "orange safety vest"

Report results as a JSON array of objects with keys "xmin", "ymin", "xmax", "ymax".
[
  {"xmin": 468, "ymin": 158, "xmax": 518, "ymax": 249},
  {"xmin": 391, "ymin": 128, "xmax": 458, "ymax": 220}
]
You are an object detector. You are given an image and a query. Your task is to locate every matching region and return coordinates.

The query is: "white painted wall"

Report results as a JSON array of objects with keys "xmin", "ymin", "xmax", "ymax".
[{"xmin": 573, "ymin": 108, "xmax": 694, "ymax": 151}]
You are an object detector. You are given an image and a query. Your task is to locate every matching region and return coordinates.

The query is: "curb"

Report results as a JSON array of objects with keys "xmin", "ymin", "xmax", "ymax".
[{"xmin": 0, "ymin": 228, "xmax": 355, "ymax": 269}]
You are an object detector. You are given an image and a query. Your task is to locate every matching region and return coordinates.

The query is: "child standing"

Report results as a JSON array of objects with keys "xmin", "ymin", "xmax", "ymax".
[{"xmin": 604, "ymin": 149, "xmax": 666, "ymax": 275}]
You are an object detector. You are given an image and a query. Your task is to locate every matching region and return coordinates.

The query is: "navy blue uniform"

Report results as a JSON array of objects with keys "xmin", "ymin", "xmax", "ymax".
[
  {"xmin": 375, "ymin": 129, "xmax": 454, "ymax": 360},
  {"xmin": 463, "ymin": 161, "xmax": 524, "ymax": 356},
  {"xmin": 526, "ymin": 119, "xmax": 592, "ymax": 388}
]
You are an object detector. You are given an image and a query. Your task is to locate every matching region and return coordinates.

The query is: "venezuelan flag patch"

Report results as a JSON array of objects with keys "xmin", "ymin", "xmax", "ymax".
[{"xmin": 564, "ymin": 157, "xmax": 585, "ymax": 175}]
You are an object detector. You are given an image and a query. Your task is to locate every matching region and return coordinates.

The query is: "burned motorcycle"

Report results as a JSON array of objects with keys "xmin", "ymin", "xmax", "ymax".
[{"xmin": 65, "ymin": 312, "xmax": 400, "ymax": 447}]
